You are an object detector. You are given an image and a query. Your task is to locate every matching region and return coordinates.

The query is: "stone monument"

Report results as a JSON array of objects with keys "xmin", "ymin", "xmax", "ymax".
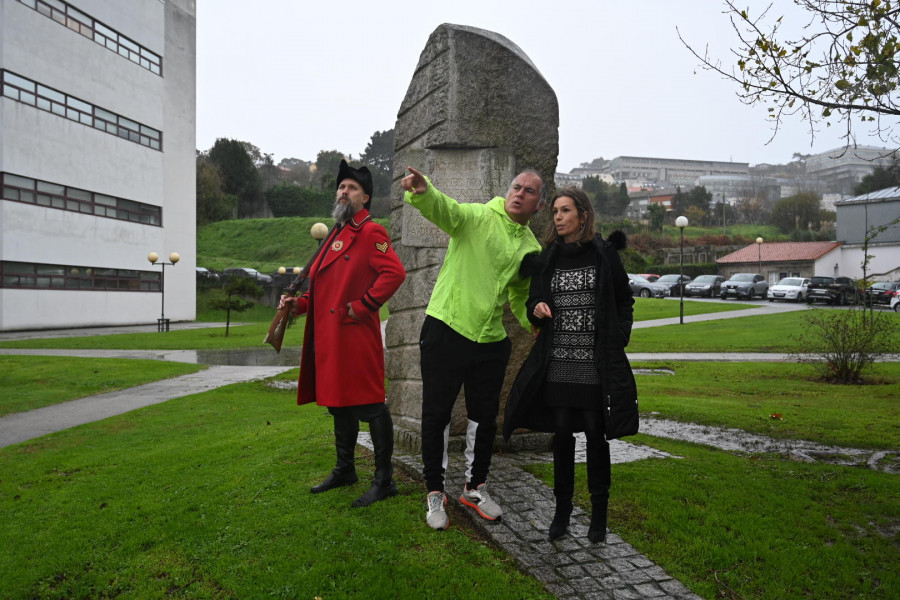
[{"xmin": 386, "ymin": 23, "xmax": 559, "ymax": 452}]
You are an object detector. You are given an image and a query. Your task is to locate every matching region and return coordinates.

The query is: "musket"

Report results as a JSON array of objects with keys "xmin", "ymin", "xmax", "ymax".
[{"xmin": 263, "ymin": 226, "xmax": 335, "ymax": 353}]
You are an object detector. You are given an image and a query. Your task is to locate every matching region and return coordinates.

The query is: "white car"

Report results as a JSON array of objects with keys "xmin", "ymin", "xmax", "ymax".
[
  {"xmin": 891, "ymin": 293, "xmax": 900, "ymax": 312},
  {"xmin": 768, "ymin": 277, "xmax": 811, "ymax": 302}
]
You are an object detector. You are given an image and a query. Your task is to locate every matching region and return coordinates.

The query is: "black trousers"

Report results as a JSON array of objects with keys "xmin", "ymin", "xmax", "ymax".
[{"xmin": 419, "ymin": 316, "xmax": 511, "ymax": 492}]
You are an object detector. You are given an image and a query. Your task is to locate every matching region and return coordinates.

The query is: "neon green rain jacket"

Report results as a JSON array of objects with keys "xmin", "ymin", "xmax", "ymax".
[{"xmin": 405, "ymin": 180, "xmax": 541, "ymax": 343}]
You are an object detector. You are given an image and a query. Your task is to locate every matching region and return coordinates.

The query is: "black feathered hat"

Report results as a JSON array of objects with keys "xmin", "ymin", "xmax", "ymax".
[{"xmin": 336, "ymin": 159, "xmax": 373, "ymax": 209}]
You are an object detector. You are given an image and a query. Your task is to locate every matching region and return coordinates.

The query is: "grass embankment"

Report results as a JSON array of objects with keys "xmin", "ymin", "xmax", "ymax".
[
  {"xmin": 197, "ymin": 216, "xmax": 390, "ymax": 275},
  {"xmin": 0, "ymin": 379, "xmax": 550, "ymax": 600}
]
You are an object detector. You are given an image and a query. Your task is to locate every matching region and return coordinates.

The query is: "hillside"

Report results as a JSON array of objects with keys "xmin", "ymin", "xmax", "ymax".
[{"xmin": 197, "ymin": 217, "xmax": 391, "ymax": 274}]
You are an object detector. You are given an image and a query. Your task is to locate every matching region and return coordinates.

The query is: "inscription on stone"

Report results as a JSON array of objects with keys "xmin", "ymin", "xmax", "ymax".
[{"xmin": 401, "ymin": 148, "xmax": 514, "ymax": 247}]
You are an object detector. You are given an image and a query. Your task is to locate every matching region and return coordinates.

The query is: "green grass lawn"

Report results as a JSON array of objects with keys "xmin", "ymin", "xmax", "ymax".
[
  {"xmin": 0, "ymin": 379, "xmax": 551, "ymax": 600},
  {"xmin": 3, "ymin": 298, "xmax": 898, "ymax": 599},
  {"xmin": 628, "ymin": 307, "xmax": 900, "ymax": 352},
  {"xmin": 633, "ymin": 361, "xmax": 900, "ymax": 449},
  {"xmin": 528, "ymin": 436, "xmax": 899, "ymax": 600},
  {"xmin": 0, "ymin": 357, "xmax": 205, "ymax": 417}
]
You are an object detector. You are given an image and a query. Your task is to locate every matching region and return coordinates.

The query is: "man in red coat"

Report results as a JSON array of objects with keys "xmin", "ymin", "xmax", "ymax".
[{"xmin": 279, "ymin": 160, "xmax": 406, "ymax": 508}]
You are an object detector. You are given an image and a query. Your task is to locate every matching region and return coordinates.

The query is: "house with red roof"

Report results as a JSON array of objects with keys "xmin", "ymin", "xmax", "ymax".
[{"xmin": 717, "ymin": 241, "xmax": 843, "ymax": 284}]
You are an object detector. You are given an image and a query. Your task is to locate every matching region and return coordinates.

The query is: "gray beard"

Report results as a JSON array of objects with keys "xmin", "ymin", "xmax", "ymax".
[{"xmin": 332, "ymin": 201, "xmax": 354, "ymax": 226}]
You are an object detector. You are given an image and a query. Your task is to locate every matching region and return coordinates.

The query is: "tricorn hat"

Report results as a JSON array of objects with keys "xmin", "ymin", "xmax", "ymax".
[{"xmin": 336, "ymin": 159, "xmax": 373, "ymax": 209}]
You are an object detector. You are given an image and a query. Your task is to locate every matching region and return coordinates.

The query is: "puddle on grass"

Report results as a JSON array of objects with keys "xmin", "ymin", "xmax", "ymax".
[{"xmin": 192, "ymin": 348, "xmax": 300, "ymax": 367}]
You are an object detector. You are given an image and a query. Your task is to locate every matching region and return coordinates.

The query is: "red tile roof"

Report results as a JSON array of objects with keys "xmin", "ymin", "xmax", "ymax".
[{"xmin": 717, "ymin": 241, "xmax": 842, "ymax": 264}]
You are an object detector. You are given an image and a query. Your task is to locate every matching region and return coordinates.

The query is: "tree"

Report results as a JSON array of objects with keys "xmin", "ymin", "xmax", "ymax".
[
  {"xmin": 359, "ymin": 129, "xmax": 394, "ymax": 197},
  {"xmin": 853, "ymin": 158, "xmax": 900, "ymax": 194},
  {"xmin": 208, "ymin": 277, "xmax": 262, "ymax": 337},
  {"xmin": 771, "ymin": 191, "xmax": 823, "ymax": 232},
  {"xmin": 315, "ymin": 150, "xmax": 348, "ymax": 189},
  {"xmin": 680, "ymin": 1, "xmax": 900, "ymax": 148},
  {"xmin": 265, "ymin": 182, "xmax": 333, "ymax": 217},
  {"xmin": 647, "ymin": 203, "xmax": 666, "ymax": 233},
  {"xmin": 207, "ymin": 138, "xmax": 265, "ymax": 218},
  {"xmin": 196, "ymin": 157, "xmax": 237, "ymax": 224},
  {"xmin": 278, "ymin": 158, "xmax": 313, "ymax": 186}
]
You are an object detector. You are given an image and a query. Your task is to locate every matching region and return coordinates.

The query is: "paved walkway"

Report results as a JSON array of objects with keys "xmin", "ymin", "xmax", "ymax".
[{"xmin": 1, "ymin": 303, "xmax": 896, "ymax": 599}]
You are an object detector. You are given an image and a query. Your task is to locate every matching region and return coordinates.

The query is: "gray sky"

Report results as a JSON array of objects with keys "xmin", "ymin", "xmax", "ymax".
[{"xmin": 196, "ymin": 0, "xmax": 892, "ymax": 172}]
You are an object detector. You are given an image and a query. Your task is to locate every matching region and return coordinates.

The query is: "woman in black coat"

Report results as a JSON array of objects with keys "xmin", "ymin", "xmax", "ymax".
[{"xmin": 503, "ymin": 187, "xmax": 638, "ymax": 543}]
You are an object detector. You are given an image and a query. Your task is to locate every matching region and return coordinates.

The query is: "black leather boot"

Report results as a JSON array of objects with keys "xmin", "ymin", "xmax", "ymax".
[
  {"xmin": 352, "ymin": 407, "xmax": 398, "ymax": 508},
  {"xmin": 549, "ymin": 433, "xmax": 575, "ymax": 541},
  {"xmin": 586, "ymin": 433, "xmax": 611, "ymax": 544},
  {"xmin": 311, "ymin": 410, "xmax": 359, "ymax": 494}
]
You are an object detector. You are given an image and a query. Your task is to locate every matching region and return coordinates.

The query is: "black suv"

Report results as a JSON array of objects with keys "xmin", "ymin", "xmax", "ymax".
[{"xmin": 806, "ymin": 276, "xmax": 859, "ymax": 305}]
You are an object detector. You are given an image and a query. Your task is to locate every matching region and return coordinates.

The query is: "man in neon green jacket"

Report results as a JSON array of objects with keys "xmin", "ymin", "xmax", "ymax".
[{"xmin": 401, "ymin": 166, "xmax": 545, "ymax": 530}]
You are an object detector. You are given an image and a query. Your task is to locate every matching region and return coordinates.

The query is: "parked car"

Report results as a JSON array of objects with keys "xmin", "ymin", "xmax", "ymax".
[
  {"xmin": 195, "ymin": 267, "xmax": 220, "ymax": 282},
  {"xmin": 863, "ymin": 281, "xmax": 900, "ymax": 306},
  {"xmin": 223, "ymin": 267, "xmax": 273, "ymax": 285},
  {"xmin": 685, "ymin": 274, "xmax": 726, "ymax": 298},
  {"xmin": 627, "ymin": 274, "xmax": 669, "ymax": 298},
  {"xmin": 720, "ymin": 273, "xmax": 769, "ymax": 300},
  {"xmin": 655, "ymin": 274, "xmax": 692, "ymax": 297},
  {"xmin": 637, "ymin": 273, "xmax": 660, "ymax": 282},
  {"xmin": 806, "ymin": 276, "xmax": 859, "ymax": 305},
  {"xmin": 891, "ymin": 293, "xmax": 900, "ymax": 312},
  {"xmin": 767, "ymin": 277, "xmax": 810, "ymax": 302}
]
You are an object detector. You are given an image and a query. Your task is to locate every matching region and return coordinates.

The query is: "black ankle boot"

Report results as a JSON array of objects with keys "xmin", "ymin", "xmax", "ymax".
[
  {"xmin": 312, "ymin": 410, "xmax": 359, "ymax": 494},
  {"xmin": 352, "ymin": 407, "xmax": 397, "ymax": 508},
  {"xmin": 587, "ymin": 499, "xmax": 607, "ymax": 544},
  {"xmin": 311, "ymin": 470, "xmax": 358, "ymax": 494},
  {"xmin": 548, "ymin": 501, "xmax": 573, "ymax": 541}
]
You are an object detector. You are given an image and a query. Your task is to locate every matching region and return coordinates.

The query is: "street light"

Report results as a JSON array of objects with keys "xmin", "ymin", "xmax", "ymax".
[
  {"xmin": 311, "ymin": 222, "xmax": 328, "ymax": 246},
  {"xmin": 675, "ymin": 216, "xmax": 688, "ymax": 325},
  {"xmin": 147, "ymin": 251, "xmax": 180, "ymax": 332},
  {"xmin": 756, "ymin": 237, "xmax": 763, "ymax": 278}
]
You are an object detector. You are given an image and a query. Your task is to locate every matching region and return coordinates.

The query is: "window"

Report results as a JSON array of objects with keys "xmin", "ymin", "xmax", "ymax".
[
  {"xmin": 1, "ymin": 70, "xmax": 162, "ymax": 151},
  {"xmin": 2, "ymin": 172, "xmax": 162, "ymax": 226},
  {"xmin": 18, "ymin": 0, "xmax": 162, "ymax": 76},
  {"xmin": 1, "ymin": 261, "xmax": 161, "ymax": 292}
]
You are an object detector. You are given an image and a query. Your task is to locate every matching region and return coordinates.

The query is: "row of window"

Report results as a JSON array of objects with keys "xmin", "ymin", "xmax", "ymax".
[
  {"xmin": 18, "ymin": 0, "xmax": 162, "ymax": 76},
  {"xmin": 1, "ymin": 172, "xmax": 162, "ymax": 226},
  {"xmin": 1, "ymin": 262, "xmax": 161, "ymax": 292},
  {"xmin": 1, "ymin": 70, "xmax": 162, "ymax": 151}
]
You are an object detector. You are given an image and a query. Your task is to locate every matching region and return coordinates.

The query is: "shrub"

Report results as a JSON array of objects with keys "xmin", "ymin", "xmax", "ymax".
[{"xmin": 792, "ymin": 308, "xmax": 897, "ymax": 383}]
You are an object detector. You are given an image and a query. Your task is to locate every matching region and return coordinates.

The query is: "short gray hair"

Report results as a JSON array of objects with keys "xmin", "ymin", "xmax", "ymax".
[{"xmin": 508, "ymin": 169, "xmax": 546, "ymax": 204}]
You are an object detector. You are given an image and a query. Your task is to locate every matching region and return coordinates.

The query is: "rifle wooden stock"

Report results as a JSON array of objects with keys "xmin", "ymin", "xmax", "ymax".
[{"xmin": 263, "ymin": 226, "xmax": 334, "ymax": 353}]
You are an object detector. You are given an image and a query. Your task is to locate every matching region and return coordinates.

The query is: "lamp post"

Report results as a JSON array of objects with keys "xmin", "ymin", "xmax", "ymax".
[
  {"xmin": 675, "ymin": 216, "xmax": 688, "ymax": 324},
  {"xmin": 756, "ymin": 236, "xmax": 763, "ymax": 278},
  {"xmin": 311, "ymin": 222, "xmax": 328, "ymax": 246},
  {"xmin": 147, "ymin": 251, "xmax": 180, "ymax": 332}
]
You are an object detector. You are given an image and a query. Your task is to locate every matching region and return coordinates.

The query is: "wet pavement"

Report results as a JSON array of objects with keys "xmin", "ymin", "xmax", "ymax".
[{"xmin": 2, "ymin": 306, "xmax": 897, "ymax": 599}]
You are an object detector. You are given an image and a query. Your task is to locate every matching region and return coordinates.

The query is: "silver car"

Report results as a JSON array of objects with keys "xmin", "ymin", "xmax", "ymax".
[{"xmin": 628, "ymin": 274, "xmax": 669, "ymax": 298}]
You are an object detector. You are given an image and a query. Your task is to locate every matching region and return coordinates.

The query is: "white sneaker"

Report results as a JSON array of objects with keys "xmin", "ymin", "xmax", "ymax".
[
  {"xmin": 426, "ymin": 491, "xmax": 449, "ymax": 530},
  {"xmin": 459, "ymin": 483, "xmax": 502, "ymax": 521}
]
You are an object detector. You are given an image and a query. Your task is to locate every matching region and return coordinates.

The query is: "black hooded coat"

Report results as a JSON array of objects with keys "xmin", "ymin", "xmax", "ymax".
[{"xmin": 502, "ymin": 232, "xmax": 639, "ymax": 441}]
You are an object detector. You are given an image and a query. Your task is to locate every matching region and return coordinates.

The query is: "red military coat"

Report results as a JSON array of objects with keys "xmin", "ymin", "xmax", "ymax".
[{"xmin": 291, "ymin": 210, "xmax": 406, "ymax": 407}]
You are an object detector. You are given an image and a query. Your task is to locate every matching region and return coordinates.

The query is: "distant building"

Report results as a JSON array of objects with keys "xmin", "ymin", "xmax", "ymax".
[
  {"xmin": 0, "ymin": 0, "xmax": 196, "ymax": 331},
  {"xmin": 806, "ymin": 146, "xmax": 897, "ymax": 195},
  {"xmin": 696, "ymin": 175, "xmax": 780, "ymax": 207},
  {"xmin": 834, "ymin": 186, "xmax": 900, "ymax": 280},
  {"xmin": 606, "ymin": 156, "xmax": 749, "ymax": 188}
]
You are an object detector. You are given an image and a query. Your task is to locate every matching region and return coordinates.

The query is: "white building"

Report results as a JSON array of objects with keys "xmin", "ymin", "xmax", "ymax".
[{"xmin": 0, "ymin": 0, "xmax": 196, "ymax": 331}]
